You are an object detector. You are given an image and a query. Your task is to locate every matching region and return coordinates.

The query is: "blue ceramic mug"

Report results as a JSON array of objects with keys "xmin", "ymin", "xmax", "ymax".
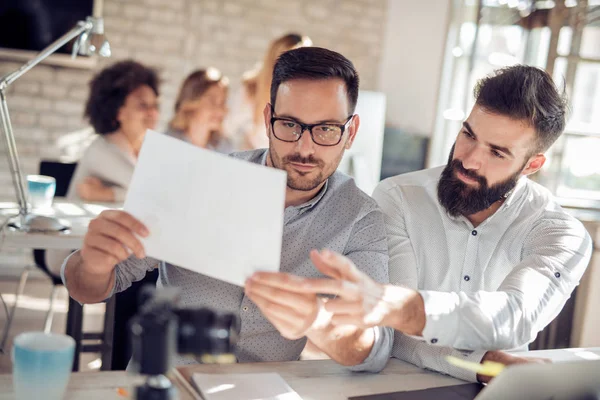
[{"xmin": 12, "ymin": 332, "xmax": 75, "ymax": 400}]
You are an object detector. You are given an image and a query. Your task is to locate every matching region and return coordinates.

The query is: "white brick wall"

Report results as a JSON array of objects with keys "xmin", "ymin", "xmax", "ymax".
[{"xmin": 0, "ymin": 0, "xmax": 389, "ymax": 200}]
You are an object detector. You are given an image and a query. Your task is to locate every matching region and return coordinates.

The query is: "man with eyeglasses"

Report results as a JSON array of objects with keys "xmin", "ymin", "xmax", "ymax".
[{"xmin": 62, "ymin": 47, "xmax": 392, "ymax": 371}]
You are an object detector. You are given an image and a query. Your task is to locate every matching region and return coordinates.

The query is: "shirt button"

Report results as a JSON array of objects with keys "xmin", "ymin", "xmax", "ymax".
[
  {"xmin": 464, "ymin": 275, "xmax": 471, "ymax": 281},
  {"xmin": 242, "ymin": 306, "xmax": 249, "ymax": 312},
  {"xmin": 555, "ymin": 272, "xmax": 561, "ymax": 278},
  {"xmin": 471, "ymin": 230, "xmax": 478, "ymax": 236},
  {"xmin": 431, "ymin": 338, "xmax": 438, "ymax": 344}
]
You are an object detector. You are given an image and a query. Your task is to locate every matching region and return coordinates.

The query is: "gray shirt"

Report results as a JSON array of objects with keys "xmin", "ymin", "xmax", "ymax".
[{"xmin": 63, "ymin": 149, "xmax": 392, "ymax": 372}]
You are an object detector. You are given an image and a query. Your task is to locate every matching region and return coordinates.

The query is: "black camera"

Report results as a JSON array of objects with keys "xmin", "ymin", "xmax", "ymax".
[{"xmin": 129, "ymin": 286, "xmax": 240, "ymax": 400}]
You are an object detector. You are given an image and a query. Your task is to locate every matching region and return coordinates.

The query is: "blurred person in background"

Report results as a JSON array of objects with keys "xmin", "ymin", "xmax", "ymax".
[
  {"xmin": 71, "ymin": 60, "xmax": 160, "ymax": 202},
  {"xmin": 167, "ymin": 68, "xmax": 232, "ymax": 153},
  {"xmin": 228, "ymin": 33, "xmax": 312, "ymax": 150},
  {"xmin": 47, "ymin": 60, "xmax": 160, "ymax": 370},
  {"xmin": 47, "ymin": 59, "xmax": 160, "ymax": 275}
]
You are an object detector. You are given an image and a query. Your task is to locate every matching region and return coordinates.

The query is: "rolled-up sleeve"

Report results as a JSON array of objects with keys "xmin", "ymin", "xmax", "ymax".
[
  {"xmin": 60, "ymin": 250, "xmax": 79, "ymax": 288},
  {"xmin": 392, "ymin": 333, "xmax": 486, "ymax": 382},
  {"xmin": 61, "ymin": 250, "xmax": 159, "ymax": 300},
  {"xmin": 347, "ymin": 326, "xmax": 394, "ymax": 373},
  {"xmin": 113, "ymin": 255, "xmax": 160, "ymax": 294}
]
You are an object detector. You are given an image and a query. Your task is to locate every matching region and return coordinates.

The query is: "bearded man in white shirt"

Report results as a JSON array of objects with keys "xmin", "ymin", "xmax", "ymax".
[{"xmin": 289, "ymin": 65, "xmax": 593, "ymax": 382}]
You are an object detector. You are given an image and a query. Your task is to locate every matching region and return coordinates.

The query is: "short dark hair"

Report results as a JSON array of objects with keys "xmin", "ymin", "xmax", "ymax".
[
  {"xmin": 270, "ymin": 47, "xmax": 359, "ymax": 114},
  {"xmin": 474, "ymin": 65, "xmax": 567, "ymax": 153},
  {"xmin": 85, "ymin": 60, "xmax": 159, "ymax": 134}
]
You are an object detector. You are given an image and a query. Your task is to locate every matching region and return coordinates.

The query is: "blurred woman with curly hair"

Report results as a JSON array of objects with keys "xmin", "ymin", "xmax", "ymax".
[
  {"xmin": 47, "ymin": 60, "xmax": 161, "ymax": 370},
  {"xmin": 69, "ymin": 59, "xmax": 160, "ymax": 202}
]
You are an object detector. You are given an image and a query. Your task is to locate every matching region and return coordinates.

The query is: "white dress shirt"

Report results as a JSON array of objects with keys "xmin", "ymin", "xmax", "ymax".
[{"xmin": 372, "ymin": 166, "xmax": 592, "ymax": 381}]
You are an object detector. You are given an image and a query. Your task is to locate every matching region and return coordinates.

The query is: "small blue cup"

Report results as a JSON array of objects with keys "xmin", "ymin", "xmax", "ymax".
[
  {"xmin": 12, "ymin": 332, "xmax": 75, "ymax": 400},
  {"xmin": 27, "ymin": 174, "xmax": 56, "ymax": 210}
]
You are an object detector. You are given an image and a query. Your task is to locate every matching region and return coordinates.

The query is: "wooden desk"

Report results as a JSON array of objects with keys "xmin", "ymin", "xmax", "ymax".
[
  {"xmin": 0, "ymin": 358, "xmax": 463, "ymax": 400},
  {"xmin": 0, "ymin": 370, "xmax": 144, "ymax": 400},
  {"xmin": 0, "ymin": 348, "xmax": 598, "ymax": 399},
  {"xmin": 175, "ymin": 358, "xmax": 464, "ymax": 399}
]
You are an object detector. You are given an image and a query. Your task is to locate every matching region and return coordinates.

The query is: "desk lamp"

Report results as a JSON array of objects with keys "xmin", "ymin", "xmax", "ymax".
[{"xmin": 0, "ymin": 6, "xmax": 110, "ymax": 232}]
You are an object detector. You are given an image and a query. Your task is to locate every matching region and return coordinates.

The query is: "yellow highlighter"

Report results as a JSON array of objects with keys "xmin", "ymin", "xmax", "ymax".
[{"xmin": 446, "ymin": 355, "xmax": 506, "ymax": 377}]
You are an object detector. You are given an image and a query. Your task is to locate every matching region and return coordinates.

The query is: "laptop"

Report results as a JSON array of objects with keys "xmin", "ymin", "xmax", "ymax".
[
  {"xmin": 350, "ymin": 360, "xmax": 600, "ymax": 400},
  {"xmin": 476, "ymin": 359, "xmax": 600, "ymax": 400}
]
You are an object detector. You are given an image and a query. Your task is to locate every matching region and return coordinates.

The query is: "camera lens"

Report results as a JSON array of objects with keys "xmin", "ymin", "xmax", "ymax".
[{"xmin": 175, "ymin": 308, "xmax": 239, "ymax": 357}]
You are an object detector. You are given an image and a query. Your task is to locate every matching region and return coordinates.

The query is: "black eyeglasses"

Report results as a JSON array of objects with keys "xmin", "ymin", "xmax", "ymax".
[{"xmin": 270, "ymin": 107, "xmax": 354, "ymax": 147}]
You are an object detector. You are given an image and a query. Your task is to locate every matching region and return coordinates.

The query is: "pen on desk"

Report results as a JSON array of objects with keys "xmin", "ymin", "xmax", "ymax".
[{"xmin": 445, "ymin": 355, "xmax": 506, "ymax": 377}]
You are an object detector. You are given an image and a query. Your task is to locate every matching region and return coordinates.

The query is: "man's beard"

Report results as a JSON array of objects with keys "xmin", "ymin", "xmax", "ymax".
[
  {"xmin": 437, "ymin": 149, "xmax": 524, "ymax": 217},
  {"xmin": 269, "ymin": 143, "xmax": 327, "ymax": 192}
]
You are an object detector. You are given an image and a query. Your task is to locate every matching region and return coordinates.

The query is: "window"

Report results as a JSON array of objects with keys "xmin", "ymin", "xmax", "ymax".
[{"xmin": 430, "ymin": 0, "xmax": 600, "ymax": 208}]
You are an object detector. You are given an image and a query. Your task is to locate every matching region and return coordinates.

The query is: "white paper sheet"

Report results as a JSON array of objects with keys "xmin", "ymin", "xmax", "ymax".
[
  {"xmin": 192, "ymin": 372, "xmax": 302, "ymax": 400},
  {"xmin": 123, "ymin": 130, "xmax": 286, "ymax": 286}
]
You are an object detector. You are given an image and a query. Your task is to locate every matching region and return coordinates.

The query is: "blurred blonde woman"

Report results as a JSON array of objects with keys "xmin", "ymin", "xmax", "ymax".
[
  {"xmin": 233, "ymin": 33, "xmax": 312, "ymax": 150},
  {"xmin": 168, "ymin": 67, "xmax": 232, "ymax": 153}
]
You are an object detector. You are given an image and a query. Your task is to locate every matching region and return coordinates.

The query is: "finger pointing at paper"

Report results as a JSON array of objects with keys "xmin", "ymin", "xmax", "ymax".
[{"xmin": 299, "ymin": 249, "xmax": 426, "ymax": 336}]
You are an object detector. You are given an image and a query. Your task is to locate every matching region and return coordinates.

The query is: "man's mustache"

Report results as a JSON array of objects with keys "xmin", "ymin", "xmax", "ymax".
[
  {"xmin": 284, "ymin": 154, "xmax": 323, "ymax": 166},
  {"xmin": 451, "ymin": 160, "xmax": 487, "ymax": 186}
]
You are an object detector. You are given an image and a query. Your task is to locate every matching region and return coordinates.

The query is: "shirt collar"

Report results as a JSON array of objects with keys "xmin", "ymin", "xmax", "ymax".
[
  {"xmin": 260, "ymin": 149, "xmax": 269, "ymax": 166},
  {"xmin": 297, "ymin": 180, "xmax": 329, "ymax": 211},
  {"xmin": 501, "ymin": 175, "xmax": 527, "ymax": 208}
]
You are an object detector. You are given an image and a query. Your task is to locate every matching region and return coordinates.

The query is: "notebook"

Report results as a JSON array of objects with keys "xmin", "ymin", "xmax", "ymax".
[{"xmin": 191, "ymin": 372, "xmax": 302, "ymax": 400}]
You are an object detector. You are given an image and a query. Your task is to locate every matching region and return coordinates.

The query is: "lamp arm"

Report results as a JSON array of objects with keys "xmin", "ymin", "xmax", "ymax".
[
  {"xmin": 0, "ymin": 19, "xmax": 92, "ymax": 90},
  {"xmin": 0, "ymin": 90, "xmax": 29, "ymax": 216}
]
